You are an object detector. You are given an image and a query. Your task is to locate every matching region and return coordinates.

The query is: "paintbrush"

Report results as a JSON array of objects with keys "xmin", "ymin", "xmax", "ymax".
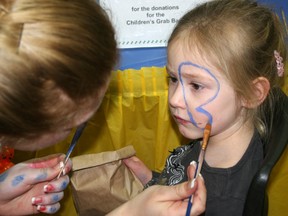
[
  {"xmin": 56, "ymin": 122, "xmax": 87, "ymax": 179},
  {"xmin": 185, "ymin": 123, "xmax": 211, "ymax": 216}
]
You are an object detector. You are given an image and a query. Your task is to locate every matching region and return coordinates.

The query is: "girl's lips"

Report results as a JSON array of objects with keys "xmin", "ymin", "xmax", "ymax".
[{"xmin": 174, "ymin": 115, "xmax": 191, "ymax": 125}]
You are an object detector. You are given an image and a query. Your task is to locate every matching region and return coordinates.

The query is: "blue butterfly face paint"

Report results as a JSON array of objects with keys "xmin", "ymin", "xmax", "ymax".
[{"xmin": 178, "ymin": 61, "xmax": 220, "ymax": 129}]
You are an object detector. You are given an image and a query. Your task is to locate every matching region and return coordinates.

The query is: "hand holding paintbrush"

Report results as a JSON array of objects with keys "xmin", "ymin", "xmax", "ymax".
[
  {"xmin": 56, "ymin": 122, "xmax": 87, "ymax": 179},
  {"xmin": 185, "ymin": 123, "xmax": 211, "ymax": 216}
]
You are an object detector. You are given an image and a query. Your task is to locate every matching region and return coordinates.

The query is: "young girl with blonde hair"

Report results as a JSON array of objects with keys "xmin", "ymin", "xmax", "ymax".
[{"xmin": 125, "ymin": 0, "xmax": 287, "ymax": 215}]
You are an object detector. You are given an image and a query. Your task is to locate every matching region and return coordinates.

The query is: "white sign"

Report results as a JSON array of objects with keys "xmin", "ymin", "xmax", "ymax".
[{"xmin": 100, "ymin": 0, "xmax": 208, "ymax": 49}]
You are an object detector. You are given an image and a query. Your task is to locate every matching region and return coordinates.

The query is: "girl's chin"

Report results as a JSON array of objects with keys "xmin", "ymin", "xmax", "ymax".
[{"xmin": 178, "ymin": 126, "xmax": 203, "ymax": 140}]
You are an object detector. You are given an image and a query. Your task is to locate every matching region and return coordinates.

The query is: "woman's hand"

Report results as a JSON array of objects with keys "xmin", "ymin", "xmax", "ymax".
[
  {"xmin": 123, "ymin": 156, "xmax": 153, "ymax": 185},
  {"xmin": 108, "ymin": 163, "xmax": 206, "ymax": 216},
  {"xmin": 0, "ymin": 154, "xmax": 72, "ymax": 215}
]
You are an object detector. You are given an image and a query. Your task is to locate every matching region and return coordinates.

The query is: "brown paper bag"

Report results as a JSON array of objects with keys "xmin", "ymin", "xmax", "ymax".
[{"xmin": 70, "ymin": 146, "xmax": 144, "ymax": 216}]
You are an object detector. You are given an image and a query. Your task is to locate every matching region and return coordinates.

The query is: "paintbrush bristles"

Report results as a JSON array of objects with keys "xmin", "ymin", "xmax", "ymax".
[{"xmin": 202, "ymin": 123, "xmax": 211, "ymax": 150}]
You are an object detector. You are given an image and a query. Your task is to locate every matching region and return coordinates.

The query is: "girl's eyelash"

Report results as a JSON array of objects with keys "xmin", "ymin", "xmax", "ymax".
[
  {"xmin": 190, "ymin": 82, "xmax": 204, "ymax": 90},
  {"xmin": 167, "ymin": 74, "xmax": 204, "ymax": 90}
]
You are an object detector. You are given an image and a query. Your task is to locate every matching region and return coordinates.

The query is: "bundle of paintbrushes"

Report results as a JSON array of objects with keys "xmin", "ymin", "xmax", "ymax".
[{"xmin": 185, "ymin": 123, "xmax": 211, "ymax": 216}]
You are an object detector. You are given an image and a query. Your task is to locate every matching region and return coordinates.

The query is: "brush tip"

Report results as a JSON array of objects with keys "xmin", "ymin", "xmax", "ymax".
[
  {"xmin": 202, "ymin": 123, "xmax": 211, "ymax": 150},
  {"xmin": 205, "ymin": 123, "xmax": 211, "ymax": 131}
]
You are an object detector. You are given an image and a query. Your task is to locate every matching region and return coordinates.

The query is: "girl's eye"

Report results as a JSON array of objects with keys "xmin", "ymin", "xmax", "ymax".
[
  {"xmin": 167, "ymin": 76, "xmax": 177, "ymax": 83},
  {"xmin": 191, "ymin": 82, "xmax": 203, "ymax": 91}
]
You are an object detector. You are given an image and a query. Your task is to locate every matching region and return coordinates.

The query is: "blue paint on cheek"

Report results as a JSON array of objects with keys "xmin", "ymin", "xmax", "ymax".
[
  {"xmin": 52, "ymin": 194, "xmax": 60, "ymax": 202},
  {"xmin": 0, "ymin": 171, "xmax": 9, "ymax": 183},
  {"xmin": 12, "ymin": 175, "xmax": 25, "ymax": 186},
  {"xmin": 35, "ymin": 173, "xmax": 48, "ymax": 181}
]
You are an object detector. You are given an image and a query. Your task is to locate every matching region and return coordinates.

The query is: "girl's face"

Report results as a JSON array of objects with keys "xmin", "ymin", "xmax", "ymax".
[{"xmin": 167, "ymin": 42, "xmax": 246, "ymax": 140}]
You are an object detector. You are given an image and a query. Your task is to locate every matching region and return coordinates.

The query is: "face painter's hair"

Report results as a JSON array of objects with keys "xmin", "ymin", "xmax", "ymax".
[
  {"xmin": 168, "ymin": 0, "xmax": 287, "ymax": 138},
  {"xmin": 0, "ymin": 0, "xmax": 117, "ymax": 139}
]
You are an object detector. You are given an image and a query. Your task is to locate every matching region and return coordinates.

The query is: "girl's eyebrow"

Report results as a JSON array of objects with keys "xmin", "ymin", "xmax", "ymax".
[
  {"xmin": 181, "ymin": 71, "xmax": 204, "ymax": 79},
  {"xmin": 167, "ymin": 64, "xmax": 216, "ymax": 80},
  {"xmin": 183, "ymin": 65, "xmax": 216, "ymax": 80}
]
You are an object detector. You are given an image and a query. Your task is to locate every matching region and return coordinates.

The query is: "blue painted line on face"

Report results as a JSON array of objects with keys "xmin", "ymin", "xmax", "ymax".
[
  {"xmin": 178, "ymin": 61, "xmax": 220, "ymax": 127},
  {"xmin": 0, "ymin": 171, "xmax": 9, "ymax": 183},
  {"xmin": 12, "ymin": 175, "xmax": 25, "ymax": 186}
]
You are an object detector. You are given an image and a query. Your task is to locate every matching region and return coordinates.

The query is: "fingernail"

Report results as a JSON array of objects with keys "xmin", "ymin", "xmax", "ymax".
[
  {"xmin": 44, "ymin": 184, "xmax": 55, "ymax": 192},
  {"xmin": 199, "ymin": 173, "xmax": 205, "ymax": 182},
  {"xmin": 59, "ymin": 161, "xmax": 64, "ymax": 169},
  {"xmin": 190, "ymin": 161, "xmax": 197, "ymax": 168},
  {"xmin": 37, "ymin": 205, "xmax": 46, "ymax": 212},
  {"xmin": 62, "ymin": 168, "xmax": 66, "ymax": 176},
  {"xmin": 190, "ymin": 178, "xmax": 196, "ymax": 188},
  {"xmin": 32, "ymin": 197, "xmax": 42, "ymax": 205}
]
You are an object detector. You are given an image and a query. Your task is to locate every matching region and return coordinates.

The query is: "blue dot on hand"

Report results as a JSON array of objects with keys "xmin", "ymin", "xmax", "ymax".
[
  {"xmin": 0, "ymin": 171, "xmax": 9, "ymax": 183},
  {"xmin": 50, "ymin": 206, "xmax": 57, "ymax": 213},
  {"xmin": 35, "ymin": 173, "xmax": 48, "ymax": 181},
  {"xmin": 60, "ymin": 181, "xmax": 68, "ymax": 190},
  {"xmin": 52, "ymin": 194, "xmax": 59, "ymax": 202},
  {"xmin": 12, "ymin": 175, "xmax": 25, "ymax": 186}
]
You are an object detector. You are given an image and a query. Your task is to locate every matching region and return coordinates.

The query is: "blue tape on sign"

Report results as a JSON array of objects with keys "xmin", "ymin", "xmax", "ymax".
[{"xmin": 118, "ymin": 47, "xmax": 167, "ymax": 70}]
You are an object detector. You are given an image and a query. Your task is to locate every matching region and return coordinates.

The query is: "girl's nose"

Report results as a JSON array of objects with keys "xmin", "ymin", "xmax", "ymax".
[{"xmin": 168, "ymin": 84, "xmax": 186, "ymax": 109}]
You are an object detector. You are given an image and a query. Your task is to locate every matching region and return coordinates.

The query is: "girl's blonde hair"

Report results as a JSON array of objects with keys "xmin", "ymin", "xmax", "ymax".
[
  {"xmin": 168, "ymin": 0, "xmax": 287, "ymax": 139},
  {"xmin": 0, "ymin": 0, "xmax": 117, "ymax": 139}
]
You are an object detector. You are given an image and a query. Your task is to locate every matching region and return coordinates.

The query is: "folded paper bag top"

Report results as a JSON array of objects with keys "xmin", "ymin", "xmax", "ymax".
[{"xmin": 70, "ymin": 145, "xmax": 144, "ymax": 216}]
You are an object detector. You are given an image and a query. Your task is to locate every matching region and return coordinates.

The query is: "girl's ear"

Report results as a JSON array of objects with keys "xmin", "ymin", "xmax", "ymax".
[{"xmin": 242, "ymin": 77, "xmax": 270, "ymax": 108}]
